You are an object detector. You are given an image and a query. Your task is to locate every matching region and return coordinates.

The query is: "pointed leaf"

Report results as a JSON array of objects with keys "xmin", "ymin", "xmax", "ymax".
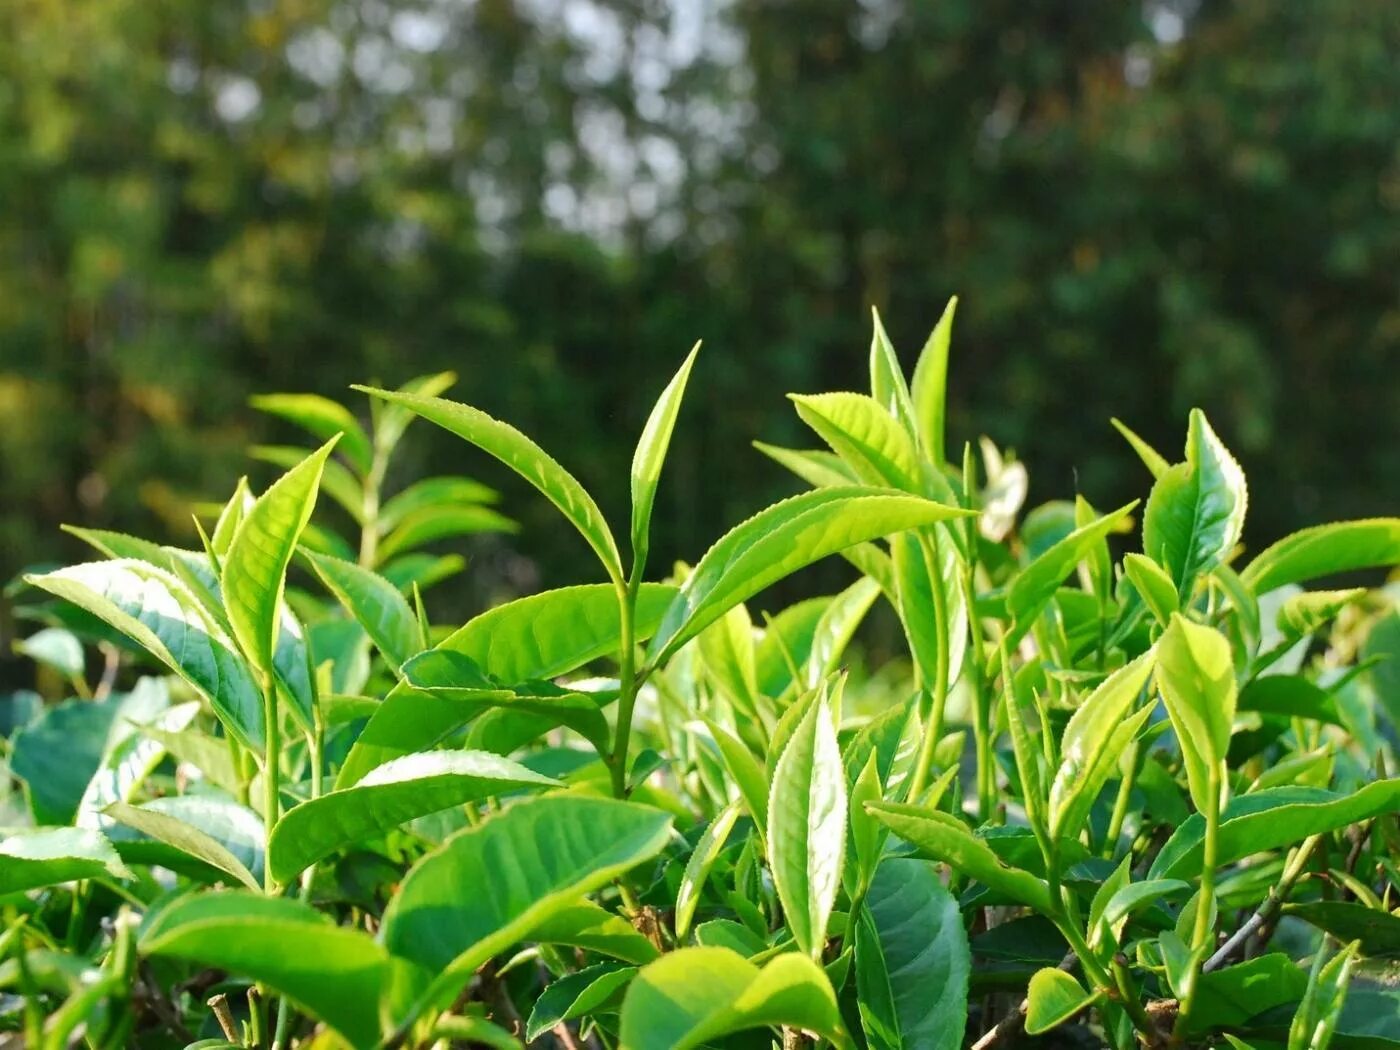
[
  {"xmin": 632, "ymin": 344, "xmax": 699, "ymax": 570},
  {"xmin": 1049, "ymin": 651, "xmax": 1156, "ymax": 838},
  {"xmin": 526, "ymin": 963, "xmax": 636, "ymax": 1042},
  {"xmin": 865, "ymin": 803, "xmax": 1054, "ymax": 913},
  {"xmin": 269, "ymin": 750, "xmax": 557, "ymax": 883},
  {"xmin": 753, "ymin": 442, "xmax": 860, "ymax": 489},
  {"xmin": 249, "ymin": 393, "xmax": 372, "ymax": 474},
  {"xmin": 648, "ymin": 487, "xmax": 972, "ymax": 664},
  {"xmin": 377, "ymin": 476, "xmax": 500, "ymax": 533},
  {"xmin": 868, "ymin": 308, "xmax": 917, "ymax": 436},
  {"xmin": 1008, "ymin": 501, "xmax": 1138, "ymax": 627},
  {"xmin": 1123, "ymin": 552, "xmax": 1179, "ymax": 626},
  {"xmin": 377, "ymin": 504, "xmax": 517, "ymax": 562},
  {"xmin": 104, "ymin": 801, "xmax": 259, "ymax": 890},
  {"xmin": 1110, "ymin": 418, "xmax": 1170, "ymax": 479},
  {"xmin": 1242, "ymin": 518, "xmax": 1400, "ymax": 595},
  {"xmin": 768, "ymin": 696, "xmax": 847, "ymax": 958},
  {"xmin": 1025, "ymin": 968, "xmax": 1096, "ymax": 1035},
  {"xmin": 381, "ymin": 796, "xmax": 672, "ymax": 1017},
  {"xmin": 25, "ymin": 561, "xmax": 264, "ymax": 749},
  {"xmin": 140, "ymin": 891, "xmax": 397, "ymax": 1048},
  {"xmin": 1142, "ymin": 410, "xmax": 1248, "ymax": 597},
  {"xmin": 675, "ymin": 799, "xmax": 742, "ymax": 939},
  {"xmin": 355, "ymin": 386, "xmax": 624, "ymax": 586},
  {"xmin": 618, "ymin": 947, "xmax": 846, "ymax": 1050},
  {"xmin": 1150, "ymin": 781, "xmax": 1400, "ymax": 880},
  {"xmin": 304, "ymin": 549, "xmax": 419, "ymax": 669},
  {"xmin": 854, "ymin": 858, "xmax": 969, "ymax": 1050},
  {"xmin": 222, "ymin": 439, "xmax": 337, "ymax": 680},
  {"xmin": 791, "ymin": 392, "xmax": 921, "ymax": 490},
  {"xmin": 911, "ymin": 296, "xmax": 957, "ymax": 464},
  {"xmin": 0, "ymin": 828, "xmax": 131, "ymax": 894},
  {"xmin": 1157, "ymin": 615, "xmax": 1236, "ymax": 812}
]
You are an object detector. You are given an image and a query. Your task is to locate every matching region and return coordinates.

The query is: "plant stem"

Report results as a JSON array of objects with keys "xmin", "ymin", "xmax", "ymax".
[
  {"xmin": 262, "ymin": 675, "xmax": 280, "ymax": 894},
  {"xmin": 1206, "ymin": 833, "xmax": 1321, "ymax": 972},
  {"xmin": 1174, "ymin": 765, "xmax": 1222, "ymax": 1042},
  {"xmin": 358, "ymin": 446, "xmax": 388, "ymax": 568},
  {"xmin": 609, "ymin": 576, "xmax": 640, "ymax": 798},
  {"xmin": 1104, "ymin": 741, "xmax": 1141, "ymax": 859},
  {"xmin": 909, "ymin": 528, "xmax": 951, "ymax": 802}
]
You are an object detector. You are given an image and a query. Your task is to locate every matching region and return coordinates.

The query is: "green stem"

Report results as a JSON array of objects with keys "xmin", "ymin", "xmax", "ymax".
[
  {"xmin": 909, "ymin": 528, "xmax": 951, "ymax": 802},
  {"xmin": 1104, "ymin": 741, "xmax": 1141, "ymax": 859},
  {"xmin": 1174, "ymin": 765, "xmax": 1222, "ymax": 1042},
  {"xmin": 261, "ymin": 676, "xmax": 280, "ymax": 894},
  {"xmin": 358, "ymin": 446, "xmax": 388, "ymax": 568},
  {"xmin": 1055, "ymin": 907, "xmax": 1160, "ymax": 1047},
  {"xmin": 609, "ymin": 577, "xmax": 641, "ymax": 798}
]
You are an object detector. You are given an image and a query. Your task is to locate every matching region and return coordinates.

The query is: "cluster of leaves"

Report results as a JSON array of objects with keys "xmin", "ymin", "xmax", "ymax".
[{"xmin": 3, "ymin": 306, "xmax": 1400, "ymax": 1050}]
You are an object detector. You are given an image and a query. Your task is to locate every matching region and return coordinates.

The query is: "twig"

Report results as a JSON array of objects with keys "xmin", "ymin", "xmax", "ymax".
[
  {"xmin": 1205, "ymin": 833, "xmax": 1322, "ymax": 973},
  {"xmin": 206, "ymin": 993, "xmax": 239, "ymax": 1043}
]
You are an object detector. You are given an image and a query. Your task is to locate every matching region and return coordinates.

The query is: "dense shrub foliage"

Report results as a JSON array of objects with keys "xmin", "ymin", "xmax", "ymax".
[{"xmin": 3, "ymin": 307, "xmax": 1399, "ymax": 1049}]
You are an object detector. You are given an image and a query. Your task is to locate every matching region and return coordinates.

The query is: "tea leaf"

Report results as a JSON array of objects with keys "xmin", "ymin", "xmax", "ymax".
[
  {"xmin": 1008, "ymin": 501, "xmax": 1138, "ymax": 628},
  {"xmin": 618, "ymin": 947, "xmax": 846, "ymax": 1050},
  {"xmin": 222, "ymin": 438, "xmax": 337, "ymax": 681},
  {"xmin": 141, "ymin": 891, "xmax": 397, "ymax": 1048},
  {"xmin": 768, "ymin": 695, "xmax": 847, "ymax": 958},
  {"xmin": 1049, "ymin": 651, "xmax": 1156, "ymax": 838},
  {"xmin": 1242, "ymin": 518, "xmax": 1400, "ymax": 595},
  {"xmin": 791, "ymin": 391, "xmax": 921, "ymax": 490},
  {"xmin": 1142, "ymin": 410, "xmax": 1248, "ymax": 597},
  {"xmin": 911, "ymin": 296, "xmax": 957, "ymax": 464},
  {"xmin": 25, "ymin": 561, "xmax": 264, "ymax": 749},
  {"xmin": 355, "ymin": 386, "xmax": 625, "ymax": 586},
  {"xmin": 1025, "ymin": 968, "xmax": 1097, "ymax": 1035},
  {"xmin": 648, "ymin": 487, "xmax": 972, "ymax": 663},
  {"xmin": 1156, "ymin": 615, "xmax": 1236, "ymax": 813},
  {"xmin": 632, "ymin": 343, "xmax": 699, "ymax": 572},
  {"xmin": 340, "ymin": 652, "xmax": 611, "ymax": 786},
  {"xmin": 1150, "ymin": 781, "xmax": 1400, "ymax": 880},
  {"xmin": 868, "ymin": 307, "xmax": 918, "ymax": 436},
  {"xmin": 439, "ymin": 581, "xmax": 678, "ymax": 684},
  {"xmin": 105, "ymin": 795, "xmax": 264, "ymax": 886},
  {"xmin": 753, "ymin": 442, "xmax": 860, "ymax": 488},
  {"xmin": 0, "ymin": 827, "xmax": 131, "ymax": 894},
  {"xmin": 865, "ymin": 803, "xmax": 1054, "ymax": 913},
  {"xmin": 104, "ymin": 801, "xmax": 260, "ymax": 890},
  {"xmin": 250, "ymin": 392, "xmax": 372, "ymax": 474},
  {"xmin": 377, "ymin": 475, "xmax": 501, "ymax": 533},
  {"xmin": 303, "ymin": 549, "xmax": 420, "ymax": 669},
  {"xmin": 1110, "ymin": 417, "xmax": 1170, "ymax": 479},
  {"xmin": 381, "ymin": 795, "xmax": 672, "ymax": 1017},
  {"xmin": 526, "ymin": 963, "xmax": 635, "ymax": 1042},
  {"xmin": 269, "ymin": 750, "xmax": 558, "ymax": 883},
  {"xmin": 1283, "ymin": 902, "xmax": 1400, "ymax": 957},
  {"xmin": 1123, "ymin": 552, "xmax": 1179, "ymax": 626},
  {"xmin": 854, "ymin": 858, "xmax": 969, "ymax": 1050},
  {"xmin": 376, "ymin": 504, "xmax": 518, "ymax": 562},
  {"xmin": 674, "ymin": 799, "xmax": 741, "ymax": 939}
]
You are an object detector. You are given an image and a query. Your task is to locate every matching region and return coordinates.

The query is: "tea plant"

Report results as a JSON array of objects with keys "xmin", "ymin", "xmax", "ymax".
[{"xmin": 3, "ymin": 305, "xmax": 1399, "ymax": 1050}]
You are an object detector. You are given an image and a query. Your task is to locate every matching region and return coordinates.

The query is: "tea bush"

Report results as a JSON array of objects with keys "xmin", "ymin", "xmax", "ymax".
[{"xmin": 3, "ymin": 303, "xmax": 1399, "ymax": 1050}]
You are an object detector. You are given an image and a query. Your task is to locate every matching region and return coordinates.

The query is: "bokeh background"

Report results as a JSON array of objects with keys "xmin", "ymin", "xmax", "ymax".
[{"xmin": 2, "ymin": 0, "xmax": 1398, "ymax": 607}]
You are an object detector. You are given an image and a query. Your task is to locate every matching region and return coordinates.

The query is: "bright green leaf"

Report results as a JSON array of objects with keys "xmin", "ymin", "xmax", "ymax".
[
  {"xmin": 355, "ymin": 386, "xmax": 624, "ymax": 586},
  {"xmin": 269, "ymin": 750, "xmax": 557, "ymax": 884},
  {"xmin": 768, "ymin": 695, "xmax": 847, "ymax": 958},
  {"xmin": 618, "ymin": 947, "xmax": 846, "ymax": 1050}
]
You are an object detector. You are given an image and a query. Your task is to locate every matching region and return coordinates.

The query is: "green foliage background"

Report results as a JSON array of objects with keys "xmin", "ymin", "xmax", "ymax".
[{"xmin": 2, "ymin": 0, "xmax": 1397, "ymax": 600}]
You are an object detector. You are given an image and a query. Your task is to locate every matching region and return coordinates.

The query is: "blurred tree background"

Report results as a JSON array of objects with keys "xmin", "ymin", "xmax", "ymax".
[{"xmin": 2, "ymin": 0, "xmax": 1397, "ymax": 611}]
